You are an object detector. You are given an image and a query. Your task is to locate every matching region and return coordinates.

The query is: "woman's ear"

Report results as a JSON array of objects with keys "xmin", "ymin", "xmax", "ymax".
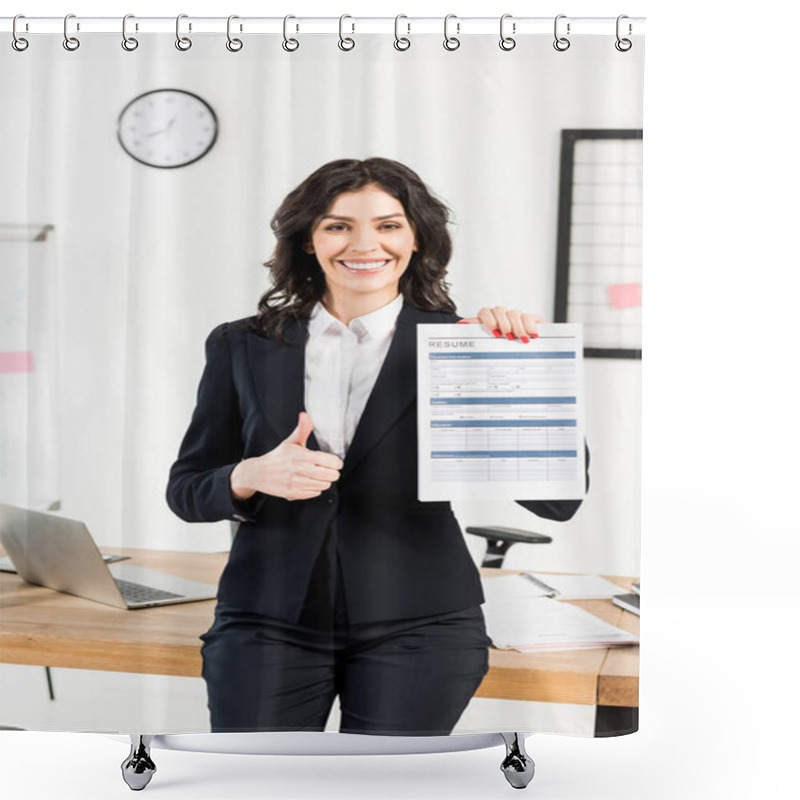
[{"xmin": 302, "ymin": 241, "xmax": 315, "ymax": 254}]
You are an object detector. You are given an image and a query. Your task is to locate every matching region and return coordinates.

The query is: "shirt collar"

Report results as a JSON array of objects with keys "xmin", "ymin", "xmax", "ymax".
[{"xmin": 308, "ymin": 294, "xmax": 404, "ymax": 342}]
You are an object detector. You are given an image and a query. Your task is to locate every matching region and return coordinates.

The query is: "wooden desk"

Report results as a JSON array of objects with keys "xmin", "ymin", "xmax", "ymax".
[{"xmin": 0, "ymin": 549, "xmax": 638, "ymax": 733}]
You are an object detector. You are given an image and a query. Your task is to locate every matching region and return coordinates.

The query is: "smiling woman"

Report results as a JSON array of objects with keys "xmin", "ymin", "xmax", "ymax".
[
  {"xmin": 303, "ymin": 184, "xmax": 419, "ymax": 324},
  {"xmin": 254, "ymin": 158, "xmax": 457, "ymax": 344},
  {"xmin": 165, "ymin": 156, "xmax": 574, "ymax": 737}
]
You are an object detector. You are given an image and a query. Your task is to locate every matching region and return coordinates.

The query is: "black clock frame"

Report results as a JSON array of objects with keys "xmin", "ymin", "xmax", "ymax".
[{"xmin": 117, "ymin": 88, "xmax": 219, "ymax": 169}]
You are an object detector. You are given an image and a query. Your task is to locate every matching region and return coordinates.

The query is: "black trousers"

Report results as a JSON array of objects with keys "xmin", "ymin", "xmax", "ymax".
[{"xmin": 200, "ymin": 547, "xmax": 490, "ymax": 735}]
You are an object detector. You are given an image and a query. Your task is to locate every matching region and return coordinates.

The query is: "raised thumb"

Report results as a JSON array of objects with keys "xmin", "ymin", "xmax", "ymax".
[{"xmin": 286, "ymin": 411, "xmax": 314, "ymax": 447}]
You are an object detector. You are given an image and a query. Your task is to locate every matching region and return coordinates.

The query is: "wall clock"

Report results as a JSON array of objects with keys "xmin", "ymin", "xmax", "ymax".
[{"xmin": 117, "ymin": 89, "xmax": 218, "ymax": 168}]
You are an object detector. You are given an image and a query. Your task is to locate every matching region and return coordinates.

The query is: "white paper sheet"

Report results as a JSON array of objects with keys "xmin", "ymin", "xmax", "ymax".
[
  {"xmin": 482, "ymin": 596, "xmax": 640, "ymax": 652},
  {"xmin": 481, "ymin": 573, "xmax": 626, "ymax": 602},
  {"xmin": 417, "ymin": 323, "xmax": 586, "ymax": 500}
]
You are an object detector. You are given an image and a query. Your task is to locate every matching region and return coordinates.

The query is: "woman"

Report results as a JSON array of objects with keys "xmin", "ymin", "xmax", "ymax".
[{"xmin": 167, "ymin": 157, "xmax": 584, "ymax": 736}]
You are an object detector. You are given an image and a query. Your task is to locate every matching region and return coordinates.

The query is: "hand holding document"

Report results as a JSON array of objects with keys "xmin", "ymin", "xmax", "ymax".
[{"xmin": 417, "ymin": 323, "xmax": 585, "ymax": 501}]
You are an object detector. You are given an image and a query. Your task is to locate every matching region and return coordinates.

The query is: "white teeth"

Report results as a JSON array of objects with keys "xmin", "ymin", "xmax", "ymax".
[{"xmin": 341, "ymin": 260, "xmax": 389, "ymax": 270}]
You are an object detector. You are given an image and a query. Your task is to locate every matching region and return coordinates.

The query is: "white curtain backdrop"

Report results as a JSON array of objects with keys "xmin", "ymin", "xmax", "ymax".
[{"xmin": 2, "ymin": 33, "xmax": 642, "ymax": 579}]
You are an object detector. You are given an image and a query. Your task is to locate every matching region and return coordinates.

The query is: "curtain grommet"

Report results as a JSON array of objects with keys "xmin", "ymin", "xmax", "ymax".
[
  {"xmin": 443, "ymin": 14, "xmax": 460, "ymax": 51},
  {"xmin": 63, "ymin": 13, "xmax": 80, "ymax": 51},
  {"xmin": 338, "ymin": 15, "xmax": 355, "ymax": 51},
  {"xmin": 282, "ymin": 15, "xmax": 299, "ymax": 52},
  {"xmin": 226, "ymin": 15, "xmax": 243, "ymax": 52},
  {"xmin": 175, "ymin": 14, "xmax": 192, "ymax": 51},
  {"xmin": 499, "ymin": 14, "xmax": 516, "ymax": 51},
  {"xmin": 121, "ymin": 14, "xmax": 139, "ymax": 51},
  {"xmin": 553, "ymin": 14, "xmax": 570, "ymax": 51},
  {"xmin": 394, "ymin": 15, "xmax": 411, "ymax": 51},
  {"xmin": 615, "ymin": 15, "xmax": 633, "ymax": 51},
  {"xmin": 12, "ymin": 15, "xmax": 29, "ymax": 51}
]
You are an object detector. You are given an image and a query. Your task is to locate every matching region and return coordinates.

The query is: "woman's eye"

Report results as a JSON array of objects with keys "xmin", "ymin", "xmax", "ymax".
[
  {"xmin": 325, "ymin": 224, "xmax": 347, "ymax": 231},
  {"xmin": 379, "ymin": 223, "xmax": 401, "ymax": 231}
]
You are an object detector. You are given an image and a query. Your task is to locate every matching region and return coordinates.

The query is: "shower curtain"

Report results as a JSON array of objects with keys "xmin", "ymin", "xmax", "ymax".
[{"xmin": 0, "ymin": 17, "xmax": 644, "ymax": 742}]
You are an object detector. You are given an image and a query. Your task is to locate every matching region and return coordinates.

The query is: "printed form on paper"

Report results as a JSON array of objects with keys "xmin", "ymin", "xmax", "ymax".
[{"xmin": 416, "ymin": 323, "xmax": 586, "ymax": 501}]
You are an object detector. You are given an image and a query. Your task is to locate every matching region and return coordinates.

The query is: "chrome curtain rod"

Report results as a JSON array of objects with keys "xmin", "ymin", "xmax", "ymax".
[{"xmin": 1, "ymin": 15, "xmax": 646, "ymax": 36}]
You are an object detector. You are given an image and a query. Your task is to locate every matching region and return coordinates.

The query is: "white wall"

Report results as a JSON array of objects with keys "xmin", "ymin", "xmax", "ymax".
[{"xmin": 1, "ymin": 32, "xmax": 643, "ymax": 575}]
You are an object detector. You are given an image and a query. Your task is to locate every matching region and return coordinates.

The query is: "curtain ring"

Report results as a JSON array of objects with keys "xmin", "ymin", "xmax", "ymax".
[
  {"xmin": 121, "ymin": 14, "xmax": 139, "ymax": 51},
  {"xmin": 12, "ymin": 15, "xmax": 29, "ymax": 51},
  {"xmin": 443, "ymin": 14, "xmax": 460, "ymax": 51},
  {"xmin": 175, "ymin": 14, "xmax": 192, "ymax": 51},
  {"xmin": 499, "ymin": 14, "xmax": 516, "ymax": 51},
  {"xmin": 394, "ymin": 14, "xmax": 411, "ymax": 51},
  {"xmin": 226, "ymin": 15, "xmax": 243, "ymax": 52},
  {"xmin": 615, "ymin": 15, "xmax": 632, "ymax": 52},
  {"xmin": 63, "ymin": 13, "xmax": 80, "ymax": 51},
  {"xmin": 282, "ymin": 15, "xmax": 299, "ymax": 51},
  {"xmin": 553, "ymin": 14, "xmax": 570, "ymax": 51},
  {"xmin": 338, "ymin": 14, "xmax": 355, "ymax": 51}
]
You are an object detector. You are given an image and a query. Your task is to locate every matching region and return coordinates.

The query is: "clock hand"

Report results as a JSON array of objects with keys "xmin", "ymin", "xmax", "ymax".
[{"xmin": 145, "ymin": 118, "xmax": 178, "ymax": 138}]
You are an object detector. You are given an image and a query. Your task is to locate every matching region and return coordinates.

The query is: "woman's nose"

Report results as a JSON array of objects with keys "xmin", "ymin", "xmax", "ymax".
[{"xmin": 348, "ymin": 227, "xmax": 379, "ymax": 252}]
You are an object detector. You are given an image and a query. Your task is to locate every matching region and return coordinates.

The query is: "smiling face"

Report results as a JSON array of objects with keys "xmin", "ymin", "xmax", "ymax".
[{"xmin": 305, "ymin": 184, "xmax": 418, "ymax": 316}]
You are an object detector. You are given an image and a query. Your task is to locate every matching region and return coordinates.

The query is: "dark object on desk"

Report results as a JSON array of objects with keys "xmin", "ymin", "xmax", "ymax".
[
  {"xmin": 465, "ymin": 526, "xmax": 552, "ymax": 568},
  {"xmin": 612, "ymin": 592, "xmax": 640, "ymax": 616}
]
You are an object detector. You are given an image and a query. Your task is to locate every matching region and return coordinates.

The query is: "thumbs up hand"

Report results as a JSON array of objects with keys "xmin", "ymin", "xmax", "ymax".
[
  {"xmin": 286, "ymin": 410, "xmax": 315, "ymax": 448},
  {"xmin": 230, "ymin": 412, "xmax": 344, "ymax": 502}
]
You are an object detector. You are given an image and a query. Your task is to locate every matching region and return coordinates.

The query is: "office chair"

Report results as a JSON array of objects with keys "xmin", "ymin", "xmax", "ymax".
[{"xmin": 466, "ymin": 526, "xmax": 552, "ymax": 568}]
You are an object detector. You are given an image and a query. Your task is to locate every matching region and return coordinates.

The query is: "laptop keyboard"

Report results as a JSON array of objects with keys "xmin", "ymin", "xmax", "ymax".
[{"xmin": 115, "ymin": 578, "xmax": 183, "ymax": 604}]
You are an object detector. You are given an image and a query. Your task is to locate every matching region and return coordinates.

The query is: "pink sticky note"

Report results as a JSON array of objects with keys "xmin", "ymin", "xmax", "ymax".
[
  {"xmin": 0, "ymin": 351, "xmax": 35, "ymax": 373},
  {"xmin": 607, "ymin": 283, "xmax": 642, "ymax": 309}
]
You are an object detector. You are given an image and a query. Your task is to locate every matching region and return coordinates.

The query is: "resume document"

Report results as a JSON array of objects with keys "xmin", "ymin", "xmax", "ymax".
[{"xmin": 416, "ymin": 323, "xmax": 586, "ymax": 501}]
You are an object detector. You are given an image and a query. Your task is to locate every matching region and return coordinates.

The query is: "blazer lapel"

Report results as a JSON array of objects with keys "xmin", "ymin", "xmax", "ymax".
[
  {"xmin": 245, "ymin": 317, "xmax": 321, "ymax": 452},
  {"xmin": 245, "ymin": 301, "xmax": 427, "ymax": 470},
  {"xmin": 341, "ymin": 301, "xmax": 422, "ymax": 479}
]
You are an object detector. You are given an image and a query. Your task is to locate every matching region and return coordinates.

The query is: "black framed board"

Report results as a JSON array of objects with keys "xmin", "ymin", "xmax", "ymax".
[{"xmin": 554, "ymin": 129, "xmax": 643, "ymax": 359}]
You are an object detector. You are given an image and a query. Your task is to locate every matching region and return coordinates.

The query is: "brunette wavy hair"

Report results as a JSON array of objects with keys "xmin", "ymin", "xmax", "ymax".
[{"xmin": 253, "ymin": 157, "xmax": 456, "ymax": 342}]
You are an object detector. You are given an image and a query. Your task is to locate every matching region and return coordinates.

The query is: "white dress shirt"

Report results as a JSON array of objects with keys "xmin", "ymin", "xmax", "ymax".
[{"xmin": 304, "ymin": 294, "xmax": 404, "ymax": 459}]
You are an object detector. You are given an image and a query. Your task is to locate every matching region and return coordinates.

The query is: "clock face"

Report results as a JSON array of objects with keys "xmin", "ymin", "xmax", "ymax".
[{"xmin": 117, "ymin": 89, "xmax": 218, "ymax": 168}]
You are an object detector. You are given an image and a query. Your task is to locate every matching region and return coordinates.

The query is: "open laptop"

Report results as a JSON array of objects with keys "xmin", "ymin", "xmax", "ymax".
[{"xmin": 0, "ymin": 504, "xmax": 218, "ymax": 609}]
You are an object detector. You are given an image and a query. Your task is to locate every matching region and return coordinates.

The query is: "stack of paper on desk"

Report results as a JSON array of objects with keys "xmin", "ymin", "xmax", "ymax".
[
  {"xmin": 482, "ymin": 576, "xmax": 640, "ymax": 652},
  {"xmin": 483, "ymin": 572, "xmax": 625, "ymax": 601}
]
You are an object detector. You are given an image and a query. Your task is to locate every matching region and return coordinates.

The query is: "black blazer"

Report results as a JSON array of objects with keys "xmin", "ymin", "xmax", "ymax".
[{"xmin": 167, "ymin": 301, "xmax": 586, "ymax": 624}]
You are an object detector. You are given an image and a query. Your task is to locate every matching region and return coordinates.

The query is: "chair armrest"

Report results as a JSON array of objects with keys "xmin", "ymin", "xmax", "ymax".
[
  {"xmin": 465, "ymin": 526, "xmax": 553, "ymax": 568},
  {"xmin": 465, "ymin": 526, "xmax": 552, "ymax": 545}
]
